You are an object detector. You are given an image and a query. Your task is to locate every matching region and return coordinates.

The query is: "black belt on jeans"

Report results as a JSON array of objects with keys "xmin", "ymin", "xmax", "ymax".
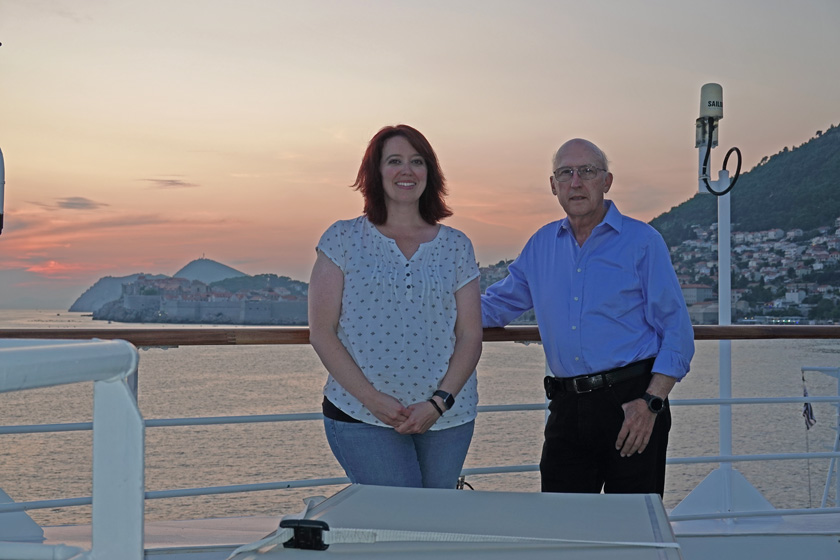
[{"xmin": 544, "ymin": 357, "xmax": 656, "ymax": 398}]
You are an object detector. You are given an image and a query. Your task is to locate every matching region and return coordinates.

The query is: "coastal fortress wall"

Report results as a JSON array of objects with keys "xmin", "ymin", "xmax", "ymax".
[
  {"xmin": 124, "ymin": 295, "xmax": 163, "ymax": 312},
  {"xmin": 159, "ymin": 299, "xmax": 307, "ymax": 324}
]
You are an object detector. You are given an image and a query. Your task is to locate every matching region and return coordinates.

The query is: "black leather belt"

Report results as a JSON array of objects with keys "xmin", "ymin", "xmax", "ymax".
[{"xmin": 544, "ymin": 357, "xmax": 655, "ymax": 398}]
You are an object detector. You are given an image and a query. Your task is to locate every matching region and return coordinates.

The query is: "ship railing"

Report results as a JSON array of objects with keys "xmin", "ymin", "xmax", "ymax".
[
  {"xmin": 1, "ymin": 325, "xmax": 839, "ymax": 526},
  {"xmin": 0, "ymin": 338, "xmax": 143, "ymax": 560},
  {"xmin": 801, "ymin": 365, "xmax": 840, "ymax": 509}
]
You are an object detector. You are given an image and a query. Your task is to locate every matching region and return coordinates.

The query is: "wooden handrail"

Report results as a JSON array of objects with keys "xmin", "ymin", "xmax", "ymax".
[{"xmin": 2, "ymin": 324, "xmax": 840, "ymax": 346}]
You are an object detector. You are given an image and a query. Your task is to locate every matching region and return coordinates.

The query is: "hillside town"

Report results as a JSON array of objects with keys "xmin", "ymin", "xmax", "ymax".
[{"xmin": 670, "ymin": 216, "xmax": 840, "ymax": 324}]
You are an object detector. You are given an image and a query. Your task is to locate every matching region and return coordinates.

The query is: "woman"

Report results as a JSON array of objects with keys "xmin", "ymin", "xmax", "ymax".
[{"xmin": 308, "ymin": 124, "xmax": 482, "ymax": 488}]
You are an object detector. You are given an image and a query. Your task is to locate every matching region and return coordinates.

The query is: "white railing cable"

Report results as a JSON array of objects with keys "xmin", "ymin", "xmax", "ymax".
[
  {"xmin": 2, "ymin": 398, "xmax": 840, "ymax": 515},
  {"xmin": 3, "ymin": 398, "xmax": 835, "ymax": 435}
]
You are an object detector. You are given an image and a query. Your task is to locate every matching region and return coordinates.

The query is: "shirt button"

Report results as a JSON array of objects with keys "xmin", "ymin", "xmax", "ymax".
[
  {"xmin": 577, "ymin": 268, "xmax": 582, "ymax": 273},
  {"xmin": 575, "ymin": 356, "xmax": 580, "ymax": 361},
  {"xmin": 571, "ymin": 326, "xmax": 577, "ymax": 330},
  {"xmin": 574, "ymin": 297, "xmax": 579, "ymax": 301}
]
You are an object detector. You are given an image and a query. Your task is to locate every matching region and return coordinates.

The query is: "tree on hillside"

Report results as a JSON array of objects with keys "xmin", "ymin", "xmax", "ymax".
[{"xmin": 809, "ymin": 298, "xmax": 838, "ymax": 320}]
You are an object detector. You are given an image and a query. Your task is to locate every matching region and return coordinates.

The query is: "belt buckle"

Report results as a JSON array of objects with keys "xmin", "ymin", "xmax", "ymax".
[{"xmin": 572, "ymin": 376, "xmax": 594, "ymax": 393}]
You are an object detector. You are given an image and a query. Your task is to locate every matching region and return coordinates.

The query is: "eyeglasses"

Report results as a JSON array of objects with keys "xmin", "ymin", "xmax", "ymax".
[{"xmin": 552, "ymin": 165, "xmax": 606, "ymax": 182}]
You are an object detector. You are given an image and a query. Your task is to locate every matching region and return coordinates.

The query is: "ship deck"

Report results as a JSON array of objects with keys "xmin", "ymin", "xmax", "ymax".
[{"xmin": 39, "ymin": 496, "xmax": 840, "ymax": 559}]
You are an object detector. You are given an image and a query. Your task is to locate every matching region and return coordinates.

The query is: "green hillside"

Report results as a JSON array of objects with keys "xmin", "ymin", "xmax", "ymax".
[{"xmin": 651, "ymin": 123, "xmax": 840, "ymax": 246}]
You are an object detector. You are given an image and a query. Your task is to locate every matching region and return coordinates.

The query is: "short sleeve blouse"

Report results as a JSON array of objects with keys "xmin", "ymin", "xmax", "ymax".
[{"xmin": 316, "ymin": 216, "xmax": 480, "ymax": 429}]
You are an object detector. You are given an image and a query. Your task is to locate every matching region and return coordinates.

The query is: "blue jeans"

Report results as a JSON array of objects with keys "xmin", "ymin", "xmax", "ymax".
[{"xmin": 324, "ymin": 418, "xmax": 474, "ymax": 489}]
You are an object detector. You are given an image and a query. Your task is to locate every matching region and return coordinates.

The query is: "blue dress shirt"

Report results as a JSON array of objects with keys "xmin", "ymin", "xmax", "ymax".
[{"xmin": 482, "ymin": 201, "xmax": 694, "ymax": 380}]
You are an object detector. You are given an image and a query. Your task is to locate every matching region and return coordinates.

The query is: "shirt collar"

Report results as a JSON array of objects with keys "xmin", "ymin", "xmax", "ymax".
[
  {"xmin": 558, "ymin": 200, "xmax": 622, "ymax": 237},
  {"xmin": 602, "ymin": 200, "xmax": 623, "ymax": 233}
]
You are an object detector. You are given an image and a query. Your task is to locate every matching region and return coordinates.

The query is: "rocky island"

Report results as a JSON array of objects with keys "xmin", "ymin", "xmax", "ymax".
[{"xmin": 72, "ymin": 258, "xmax": 308, "ymax": 325}]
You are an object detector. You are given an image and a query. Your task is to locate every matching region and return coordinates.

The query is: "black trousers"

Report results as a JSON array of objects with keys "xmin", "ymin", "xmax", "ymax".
[{"xmin": 540, "ymin": 373, "xmax": 671, "ymax": 496}]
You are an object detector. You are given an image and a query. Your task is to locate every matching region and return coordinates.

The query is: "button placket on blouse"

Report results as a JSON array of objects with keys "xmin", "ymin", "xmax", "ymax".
[{"xmin": 405, "ymin": 261, "xmax": 413, "ymax": 299}]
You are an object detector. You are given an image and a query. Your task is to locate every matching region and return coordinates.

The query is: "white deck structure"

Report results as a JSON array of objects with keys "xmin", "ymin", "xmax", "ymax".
[{"xmin": 227, "ymin": 484, "xmax": 680, "ymax": 559}]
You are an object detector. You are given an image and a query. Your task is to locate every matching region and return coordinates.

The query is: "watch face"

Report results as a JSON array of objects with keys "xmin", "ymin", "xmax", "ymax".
[
  {"xmin": 435, "ymin": 390, "xmax": 455, "ymax": 410},
  {"xmin": 645, "ymin": 393, "xmax": 664, "ymax": 413}
]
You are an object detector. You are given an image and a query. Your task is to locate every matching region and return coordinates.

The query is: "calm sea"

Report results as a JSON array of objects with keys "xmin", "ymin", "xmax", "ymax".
[{"xmin": 1, "ymin": 309, "xmax": 838, "ymax": 526}]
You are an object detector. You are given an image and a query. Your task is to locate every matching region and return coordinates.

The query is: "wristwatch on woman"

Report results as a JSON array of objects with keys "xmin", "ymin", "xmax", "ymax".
[{"xmin": 433, "ymin": 390, "xmax": 455, "ymax": 411}]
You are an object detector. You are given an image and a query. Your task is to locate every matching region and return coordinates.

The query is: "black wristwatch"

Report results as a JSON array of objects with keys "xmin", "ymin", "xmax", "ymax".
[
  {"xmin": 642, "ymin": 392, "xmax": 665, "ymax": 414},
  {"xmin": 433, "ymin": 390, "xmax": 455, "ymax": 411}
]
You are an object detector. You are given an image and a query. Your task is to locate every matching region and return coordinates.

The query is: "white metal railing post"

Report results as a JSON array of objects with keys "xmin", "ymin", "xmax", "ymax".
[
  {"xmin": 695, "ymin": 82, "xmax": 739, "ymax": 516},
  {"xmin": 717, "ymin": 179, "xmax": 734, "ymax": 517},
  {"xmin": 91, "ymin": 374, "xmax": 144, "ymax": 560},
  {"xmin": 0, "ymin": 338, "xmax": 142, "ymax": 560}
]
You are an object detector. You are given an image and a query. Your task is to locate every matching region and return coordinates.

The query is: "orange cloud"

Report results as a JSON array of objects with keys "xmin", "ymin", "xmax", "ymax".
[{"xmin": 25, "ymin": 260, "xmax": 93, "ymax": 279}]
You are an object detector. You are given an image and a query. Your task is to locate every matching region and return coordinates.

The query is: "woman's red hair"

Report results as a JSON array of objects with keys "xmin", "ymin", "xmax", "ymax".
[{"xmin": 352, "ymin": 124, "xmax": 452, "ymax": 225}]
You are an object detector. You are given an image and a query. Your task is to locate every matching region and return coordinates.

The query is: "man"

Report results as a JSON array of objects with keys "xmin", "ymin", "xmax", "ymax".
[{"xmin": 482, "ymin": 138, "xmax": 694, "ymax": 496}]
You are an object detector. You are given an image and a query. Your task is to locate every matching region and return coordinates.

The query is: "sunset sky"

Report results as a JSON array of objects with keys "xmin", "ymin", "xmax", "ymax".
[{"xmin": 1, "ymin": 0, "xmax": 839, "ymax": 309}]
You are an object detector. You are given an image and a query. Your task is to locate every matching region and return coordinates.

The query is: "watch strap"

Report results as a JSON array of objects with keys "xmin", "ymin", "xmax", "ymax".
[{"xmin": 428, "ymin": 398, "xmax": 444, "ymax": 416}]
